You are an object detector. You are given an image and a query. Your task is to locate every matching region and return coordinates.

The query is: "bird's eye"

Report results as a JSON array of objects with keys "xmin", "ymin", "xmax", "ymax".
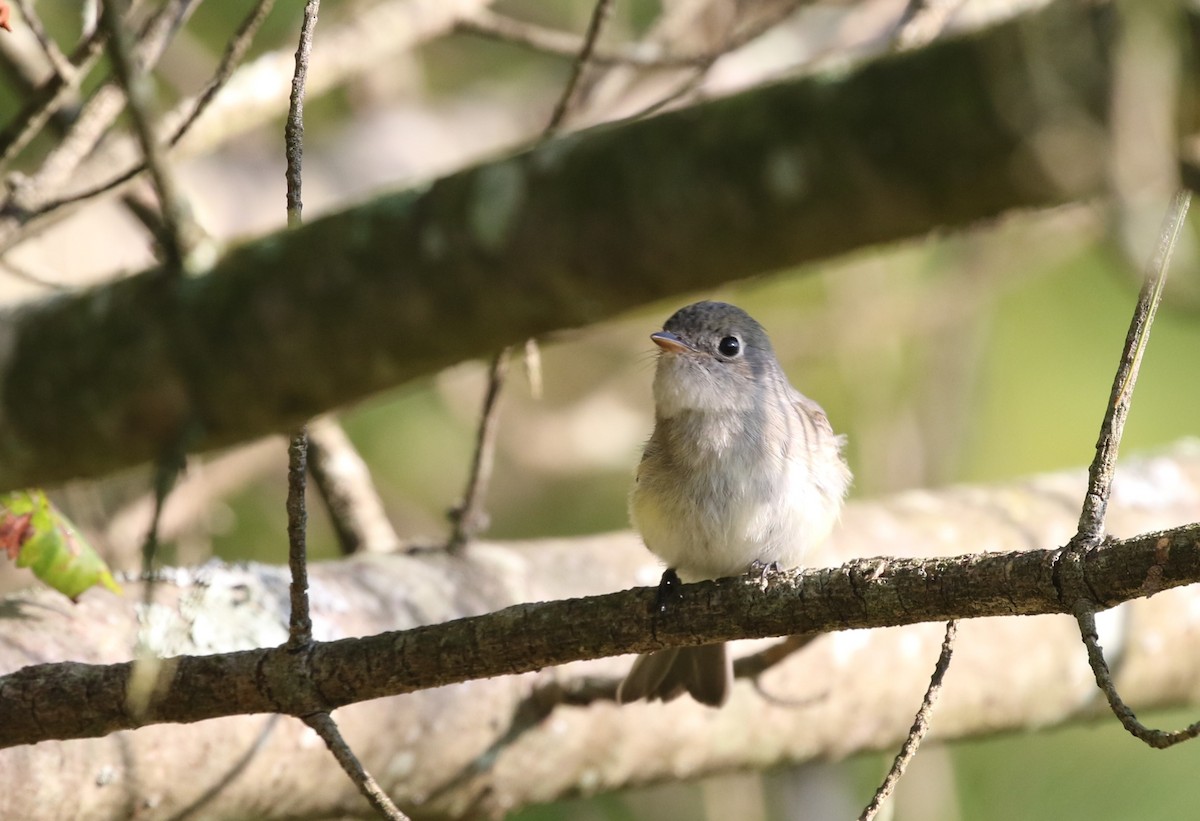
[{"xmin": 717, "ymin": 336, "xmax": 741, "ymax": 357}]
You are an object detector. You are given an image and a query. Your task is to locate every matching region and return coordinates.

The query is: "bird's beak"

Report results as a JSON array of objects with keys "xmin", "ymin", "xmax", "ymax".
[{"xmin": 650, "ymin": 331, "xmax": 695, "ymax": 353}]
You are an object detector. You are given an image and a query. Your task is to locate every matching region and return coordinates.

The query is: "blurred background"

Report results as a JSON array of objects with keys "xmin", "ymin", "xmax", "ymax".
[{"xmin": 2, "ymin": 0, "xmax": 1199, "ymax": 818}]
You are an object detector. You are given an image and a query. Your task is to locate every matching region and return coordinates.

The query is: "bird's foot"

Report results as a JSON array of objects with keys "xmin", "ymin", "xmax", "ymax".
[
  {"xmin": 655, "ymin": 568, "xmax": 683, "ymax": 614},
  {"xmin": 748, "ymin": 559, "xmax": 782, "ymax": 590}
]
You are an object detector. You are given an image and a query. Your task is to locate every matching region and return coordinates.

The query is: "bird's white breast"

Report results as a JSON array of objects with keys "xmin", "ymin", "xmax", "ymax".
[{"xmin": 630, "ymin": 407, "xmax": 847, "ymax": 583}]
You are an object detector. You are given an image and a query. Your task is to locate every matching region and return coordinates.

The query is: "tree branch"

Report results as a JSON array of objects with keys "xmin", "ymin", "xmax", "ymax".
[
  {"xmin": 0, "ymin": 0, "xmax": 1115, "ymax": 493},
  {"xmin": 3, "ymin": 480, "xmax": 1200, "ymax": 747},
  {"xmin": 2, "ymin": 443, "xmax": 1199, "ymax": 817},
  {"xmin": 0, "ymin": 0, "xmax": 497, "ymax": 252}
]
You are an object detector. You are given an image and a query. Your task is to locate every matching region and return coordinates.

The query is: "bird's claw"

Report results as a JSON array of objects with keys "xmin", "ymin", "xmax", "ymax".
[
  {"xmin": 748, "ymin": 559, "xmax": 782, "ymax": 590},
  {"xmin": 655, "ymin": 568, "xmax": 683, "ymax": 614}
]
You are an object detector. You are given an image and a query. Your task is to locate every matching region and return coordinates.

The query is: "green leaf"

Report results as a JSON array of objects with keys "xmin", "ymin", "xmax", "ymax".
[{"xmin": 0, "ymin": 490, "xmax": 122, "ymax": 601}]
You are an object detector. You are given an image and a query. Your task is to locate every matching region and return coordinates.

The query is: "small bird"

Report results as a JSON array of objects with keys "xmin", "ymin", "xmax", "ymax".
[{"xmin": 617, "ymin": 301, "xmax": 851, "ymax": 707}]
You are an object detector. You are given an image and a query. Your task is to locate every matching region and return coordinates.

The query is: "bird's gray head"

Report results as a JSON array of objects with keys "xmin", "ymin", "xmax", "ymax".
[{"xmin": 650, "ymin": 301, "xmax": 783, "ymax": 418}]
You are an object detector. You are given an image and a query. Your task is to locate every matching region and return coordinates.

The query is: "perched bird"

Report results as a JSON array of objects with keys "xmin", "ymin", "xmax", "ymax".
[{"xmin": 617, "ymin": 301, "xmax": 851, "ymax": 707}]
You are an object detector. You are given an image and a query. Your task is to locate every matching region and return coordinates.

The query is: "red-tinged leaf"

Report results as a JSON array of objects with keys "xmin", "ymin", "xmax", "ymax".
[
  {"xmin": 0, "ymin": 3, "xmax": 10, "ymax": 33},
  {"xmin": 0, "ymin": 510, "xmax": 32, "ymax": 559},
  {"xmin": 0, "ymin": 490, "xmax": 122, "ymax": 600}
]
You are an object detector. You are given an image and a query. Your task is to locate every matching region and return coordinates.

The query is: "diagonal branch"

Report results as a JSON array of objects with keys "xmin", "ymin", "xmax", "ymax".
[
  {"xmin": 2, "ymin": 516, "xmax": 1199, "ymax": 750},
  {"xmin": 2, "ymin": 445, "xmax": 1200, "ymax": 816},
  {"xmin": 447, "ymin": 0, "xmax": 618, "ymax": 552},
  {"xmin": 99, "ymin": 0, "xmax": 196, "ymax": 272},
  {"xmin": 0, "ymin": 1, "xmax": 1115, "ymax": 494},
  {"xmin": 0, "ymin": 0, "xmax": 496, "ymax": 253},
  {"xmin": 858, "ymin": 619, "xmax": 958, "ymax": 820},
  {"xmin": 1061, "ymin": 189, "xmax": 1196, "ymax": 748},
  {"xmin": 1074, "ymin": 190, "xmax": 1189, "ymax": 544}
]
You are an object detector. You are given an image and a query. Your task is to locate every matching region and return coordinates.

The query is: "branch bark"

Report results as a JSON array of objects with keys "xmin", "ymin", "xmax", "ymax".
[
  {"xmin": 1, "ymin": 442, "xmax": 1199, "ymax": 819},
  {"xmin": 0, "ymin": 0, "xmax": 1114, "ymax": 492}
]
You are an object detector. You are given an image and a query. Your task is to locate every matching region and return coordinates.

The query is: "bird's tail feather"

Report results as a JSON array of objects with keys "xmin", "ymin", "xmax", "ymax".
[{"xmin": 617, "ymin": 643, "xmax": 731, "ymax": 707}]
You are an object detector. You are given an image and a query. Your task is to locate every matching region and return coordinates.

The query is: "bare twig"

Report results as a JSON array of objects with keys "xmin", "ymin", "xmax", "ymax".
[
  {"xmin": 1076, "ymin": 609, "xmax": 1200, "ymax": 748},
  {"xmin": 99, "ymin": 0, "xmax": 194, "ymax": 271},
  {"xmin": 120, "ymin": 181, "xmax": 177, "ymax": 250},
  {"xmin": 285, "ymin": 427, "xmax": 312, "ymax": 648},
  {"xmin": 1063, "ymin": 189, "xmax": 1195, "ymax": 747},
  {"xmin": 285, "ymin": 0, "xmax": 319, "ymax": 228},
  {"xmin": 303, "ymin": 713, "xmax": 410, "ymax": 820},
  {"xmin": 1075, "ymin": 190, "xmax": 1188, "ymax": 545},
  {"xmin": 447, "ymin": 0, "xmax": 620, "ymax": 552},
  {"xmin": 31, "ymin": 0, "xmax": 277, "ymax": 216},
  {"xmin": 272, "ymin": 6, "xmax": 389, "ymax": 562},
  {"xmin": 283, "ymin": 7, "xmax": 403, "ymax": 816},
  {"xmin": 0, "ymin": 25, "xmax": 106, "ymax": 173},
  {"xmin": 12, "ymin": 0, "xmax": 74, "ymax": 79},
  {"xmin": 734, "ymin": 633, "xmax": 818, "ymax": 679},
  {"xmin": 8, "ymin": 514, "xmax": 1200, "ymax": 750},
  {"xmin": 104, "ymin": 438, "xmax": 281, "ymax": 561},
  {"xmin": 457, "ymin": 628, "xmax": 824, "ymax": 778},
  {"xmin": 308, "ymin": 415, "xmax": 400, "ymax": 555},
  {"xmin": 279, "ymin": 2, "xmax": 396, "ymax": 570},
  {"xmin": 172, "ymin": 0, "xmax": 277, "ymax": 149},
  {"xmin": 542, "ymin": 0, "xmax": 615, "ymax": 139},
  {"xmin": 859, "ymin": 620, "xmax": 958, "ymax": 821},
  {"xmin": 0, "ymin": 256, "xmax": 69, "ymax": 291},
  {"xmin": 0, "ymin": 0, "xmax": 198, "ymax": 221},
  {"xmin": 457, "ymin": 7, "xmax": 714, "ymax": 68},
  {"xmin": 448, "ymin": 348, "xmax": 510, "ymax": 550},
  {"xmin": 617, "ymin": 0, "xmax": 806, "ymax": 122},
  {"xmin": 139, "ymin": 447, "xmax": 186, "ymax": 607},
  {"xmin": 283, "ymin": 0, "xmax": 321, "ymax": 649},
  {"xmin": 0, "ymin": 0, "xmax": 493, "ymax": 254}
]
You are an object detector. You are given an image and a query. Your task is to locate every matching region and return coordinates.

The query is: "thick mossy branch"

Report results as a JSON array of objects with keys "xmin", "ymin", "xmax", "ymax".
[{"xmin": 0, "ymin": 2, "xmax": 1113, "ymax": 491}]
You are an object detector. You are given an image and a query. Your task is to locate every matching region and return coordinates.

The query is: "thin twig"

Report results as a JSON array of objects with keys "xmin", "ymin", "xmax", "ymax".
[
  {"xmin": 308, "ymin": 415, "xmax": 401, "ymax": 555},
  {"xmin": 458, "ymin": 7, "xmax": 710, "ymax": 68},
  {"xmin": 283, "ymin": 7, "xmax": 404, "ymax": 816},
  {"xmin": 172, "ymin": 0, "xmax": 277, "ymax": 148},
  {"xmin": 170, "ymin": 715, "xmax": 283, "ymax": 820},
  {"xmin": 1076, "ymin": 608, "xmax": 1200, "ymax": 747},
  {"xmin": 448, "ymin": 348, "xmax": 510, "ymax": 550},
  {"xmin": 120, "ymin": 181, "xmax": 177, "ymax": 250},
  {"xmin": 526, "ymin": 634, "xmax": 822, "ymax": 709},
  {"xmin": 139, "ymin": 447, "xmax": 186, "ymax": 608},
  {"xmin": 447, "ymin": 0, "xmax": 619, "ymax": 552},
  {"xmin": 1075, "ymin": 189, "xmax": 1189, "ymax": 545},
  {"xmin": 128, "ymin": 435, "xmax": 189, "ymax": 722},
  {"xmin": 733, "ymin": 633, "xmax": 818, "ymax": 679},
  {"xmin": 542, "ymin": 0, "xmax": 615, "ymax": 140},
  {"xmin": 99, "ymin": 0, "xmax": 194, "ymax": 272},
  {"xmin": 283, "ymin": 0, "xmax": 320, "ymax": 648},
  {"xmin": 0, "ymin": 256, "xmax": 69, "ymax": 291},
  {"xmin": 0, "ymin": 0, "xmax": 196, "ymax": 219},
  {"xmin": 304, "ymin": 713, "xmax": 410, "ymax": 820},
  {"xmin": 285, "ymin": 0, "xmax": 320, "ymax": 228},
  {"xmin": 618, "ymin": 0, "xmax": 805, "ymax": 122},
  {"xmin": 436, "ymin": 626, "xmax": 822, "ymax": 790},
  {"xmin": 32, "ymin": 0, "xmax": 277, "ymax": 216},
  {"xmin": 12, "ymin": 0, "xmax": 74, "ymax": 79},
  {"xmin": 1064, "ymin": 189, "xmax": 1195, "ymax": 748},
  {"xmin": 285, "ymin": 428, "xmax": 312, "ymax": 648},
  {"xmin": 0, "ymin": 24, "xmax": 106, "ymax": 173},
  {"xmin": 859, "ymin": 620, "xmax": 958, "ymax": 821}
]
